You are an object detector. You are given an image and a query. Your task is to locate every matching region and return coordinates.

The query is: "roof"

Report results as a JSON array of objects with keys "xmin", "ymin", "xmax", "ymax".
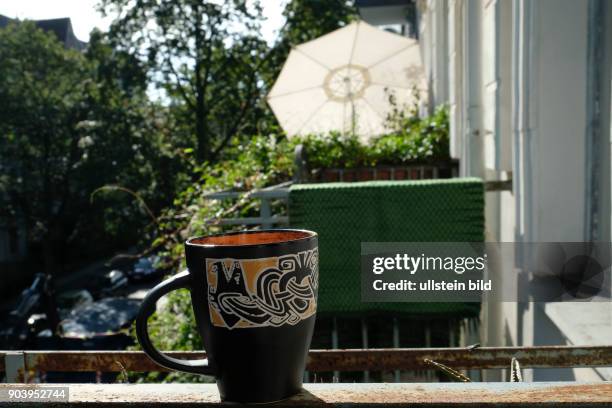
[{"xmin": 0, "ymin": 14, "xmax": 86, "ymax": 50}]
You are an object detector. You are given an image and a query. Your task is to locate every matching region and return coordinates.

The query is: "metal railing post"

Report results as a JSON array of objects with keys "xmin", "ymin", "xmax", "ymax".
[
  {"xmin": 260, "ymin": 198, "xmax": 272, "ymax": 229},
  {"xmin": 361, "ymin": 318, "xmax": 369, "ymax": 382},
  {"xmin": 5, "ymin": 351, "xmax": 26, "ymax": 383},
  {"xmin": 203, "ymin": 182, "xmax": 291, "ymax": 228},
  {"xmin": 425, "ymin": 323, "xmax": 432, "ymax": 381},
  {"xmin": 332, "ymin": 318, "xmax": 339, "ymax": 381},
  {"xmin": 393, "ymin": 318, "xmax": 400, "ymax": 382}
]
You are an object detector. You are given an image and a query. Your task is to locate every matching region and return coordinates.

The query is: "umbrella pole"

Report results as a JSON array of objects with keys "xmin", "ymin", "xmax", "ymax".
[{"xmin": 350, "ymin": 99, "xmax": 356, "ymax": 138}]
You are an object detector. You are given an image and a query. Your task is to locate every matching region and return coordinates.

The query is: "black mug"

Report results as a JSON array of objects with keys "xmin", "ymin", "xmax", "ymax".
[{"xmin": 136, "ymin": 229, "xmax": 318, "ymax": 403}]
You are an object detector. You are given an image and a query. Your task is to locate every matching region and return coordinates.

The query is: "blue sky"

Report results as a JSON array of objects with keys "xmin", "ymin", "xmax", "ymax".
[{"xmin": 0, "ymin": 0, "xmax": 285, "ymax": 44}]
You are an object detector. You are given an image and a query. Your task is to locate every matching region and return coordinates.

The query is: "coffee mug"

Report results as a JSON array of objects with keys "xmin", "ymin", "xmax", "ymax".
[{"xmin": 136, "ymin": 229, "xmax": 318, "ymax": 403}]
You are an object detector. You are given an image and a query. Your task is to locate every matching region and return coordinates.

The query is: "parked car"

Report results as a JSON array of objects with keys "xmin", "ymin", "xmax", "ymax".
[
  {"xmin": 86, "ymin": 270, "xmax": 129, "ymax": 299},
  {"xmin": 36, "ymin": 298, "xmax": 139, "ymax": 383},
  {"xmin": 58, "ymin": 297, "xmax": 140, "ymax": 339},
  {"xmin": 56, "ymin": 290, "xmax": 94, "ymax": 319},
  {"xmin": 0, "ymin": 273, "xmax": 58, "ymax": 349},
  {"xmin": 26, "ymin": 313, "xmax": 49, "ymax": 335},
  {"xmin": 19, "ymin": 289, "xmax": 96, "ymax": 339},
  {"xmin": 100, "ymin": 270, "xmax": 129, "ymax": 297},
  {"xmin": 127, "ymin": 255, "xmax": 163, "ymax": 281}
]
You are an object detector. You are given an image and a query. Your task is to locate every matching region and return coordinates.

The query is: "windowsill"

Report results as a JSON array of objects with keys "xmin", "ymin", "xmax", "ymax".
[{"xmin": 543, "ymin": 302, "xmax": 612, "ymax": 380}]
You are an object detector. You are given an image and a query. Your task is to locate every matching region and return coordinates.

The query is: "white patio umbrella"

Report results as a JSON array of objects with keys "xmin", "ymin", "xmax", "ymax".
[{"xmin": 267, "ymin": 21, "xmax": 427, "ymax": 141}]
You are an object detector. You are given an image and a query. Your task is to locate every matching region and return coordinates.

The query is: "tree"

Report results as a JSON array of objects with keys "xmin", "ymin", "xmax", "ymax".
[
  {"xmin": 0, "ymin": 22, "xmax": 158, "ymax": 274},
  {"xmin": 279, "ymin": 0, "xmax": 357, "ymax": 49},
  {"xmin": 264, "ymin": 0, "xmax": 357, "ymax": 83},
  {"xmin": 98, "ymin": 0, "xmax": 358, "ymax": 163},
  {"xmin": 99, "ymin": 0, "xmax": 273, "ymax": 162}
]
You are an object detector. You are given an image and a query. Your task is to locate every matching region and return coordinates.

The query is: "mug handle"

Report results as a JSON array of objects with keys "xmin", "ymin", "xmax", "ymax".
[{"xmin": 135, "ymin": 270, "xmax": 215, "ymax": 375}]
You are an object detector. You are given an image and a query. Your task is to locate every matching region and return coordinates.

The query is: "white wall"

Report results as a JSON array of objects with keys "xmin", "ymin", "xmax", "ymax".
[
  {"xmin": 531, "ymin": 0, "xmax": 588, "ymax": 242},
  {"xmin": 419, "ymin": 0, "xmax": 449, "ymax": 109},
  {"xmin": 419, "ymin": 0, "xmax": 611, "ymax": 381}
]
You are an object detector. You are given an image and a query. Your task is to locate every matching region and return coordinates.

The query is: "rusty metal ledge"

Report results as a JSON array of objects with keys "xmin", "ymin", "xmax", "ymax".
[
  {"xmin": 1, "ymin": 346, "xmax": 611, "ymax": 374},
  {"xmin": 0, "ymin": 382, "xmax": 610, "ymax": 407}
]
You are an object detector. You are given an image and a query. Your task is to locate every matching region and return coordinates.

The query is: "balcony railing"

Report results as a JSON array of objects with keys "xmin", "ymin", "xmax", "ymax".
[
  {"xmin": 3, "ymin": 345, "xmax": 612, "ymax": 381},
  {"xmin": 1, "ymin": 346, "xmax": 611, "ymax": 406}
]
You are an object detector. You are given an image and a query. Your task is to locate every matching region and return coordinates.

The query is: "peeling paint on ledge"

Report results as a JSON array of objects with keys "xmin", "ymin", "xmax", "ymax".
[{"xmin": 0, "ymin": 382, "xmax": 610, "ymax": 407}]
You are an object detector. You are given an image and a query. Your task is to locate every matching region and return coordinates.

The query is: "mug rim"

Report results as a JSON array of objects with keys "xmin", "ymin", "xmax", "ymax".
[{"xmin": 185, "ymin": 228, "xmax": 317, "ymax": 249}]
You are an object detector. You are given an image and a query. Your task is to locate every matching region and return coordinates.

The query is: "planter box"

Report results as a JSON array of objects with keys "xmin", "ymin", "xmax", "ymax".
[{"xmin": 309, "ymin": 162, "xmax": 458, "ymax": 183}]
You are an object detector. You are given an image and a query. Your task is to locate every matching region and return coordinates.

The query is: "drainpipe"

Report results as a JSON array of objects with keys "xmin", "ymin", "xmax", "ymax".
[
  {"xmin": 462, "ymin": 0, "xmax": 484, "ymax": 179},
  {"xmin": 585, "ymin": 0, "xmax": 604, "ymax": 242},
  {"xmin": 513, "ymin": 0, "xmax": 534, "ymax": 247},
  {"xmin": 512, "ymin": 0, "xmax": 537, "ymax": 382}
]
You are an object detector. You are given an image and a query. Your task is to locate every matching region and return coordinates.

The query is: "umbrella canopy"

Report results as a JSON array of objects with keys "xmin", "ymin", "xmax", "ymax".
[{"xmin": 267, "ymin": 21, "xmax": 426, "ymax": 141}]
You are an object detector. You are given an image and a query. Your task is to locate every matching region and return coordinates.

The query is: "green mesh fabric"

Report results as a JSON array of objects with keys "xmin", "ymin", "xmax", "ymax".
[{"xmin": 289, "ymin": 178, "xmax": 484, "ymax": 318}]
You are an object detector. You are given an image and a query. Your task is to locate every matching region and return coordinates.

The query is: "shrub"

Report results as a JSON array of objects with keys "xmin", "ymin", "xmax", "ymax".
[{"xmin": 296, "ymin": 105, "xmax": 450, "ymax": 169}]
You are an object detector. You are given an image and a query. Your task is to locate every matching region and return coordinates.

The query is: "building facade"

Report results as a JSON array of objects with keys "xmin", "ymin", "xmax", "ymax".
[{"xmin": 358, "ymin": 0, "xmax": 612, "ymax": 381}]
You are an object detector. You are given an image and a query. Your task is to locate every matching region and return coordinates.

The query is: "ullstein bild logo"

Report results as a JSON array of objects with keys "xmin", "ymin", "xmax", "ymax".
[{"xmin": 361, "ymin": 242, "xmax": 612, "ymax": 303}]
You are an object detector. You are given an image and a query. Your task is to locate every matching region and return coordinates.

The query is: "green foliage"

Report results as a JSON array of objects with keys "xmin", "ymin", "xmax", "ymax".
[
  {"xmin": 297, "ymin": 132, "xmax": 370, "ymax": 168},
  {"xmin": 0, "ymin": 0, "xmax": 450, "ymax": 384},
  {"xmin": 266, "ymin": 0, "xmax": 357, "ymax": 78},
  {"xmin": 280, "ymin": 0, "xmax": 357, "ymax": 45},
  {"xmin": 122, "ymin": 288, "xmax": 210, "ymax": 383},
  {"xmin": 372, "ymin": 104, "xmax": 450, "ymax": 164},
  {"xmin": 98, "ymin": 0, "xmax": 359, "ymax": 163},
  {"xmin": 99, "ymin": 0, "xmax": 276, "ymax": 162},
  {"xmin": 143, "ymin": 134, "xmax": 294, "ymax": 266},
  {"xmin": 127, "ymin": 105, "xmax": 449, "ymax": 382},
  {"xmin": 125, "ymin": 133, "xmax": 294, "ymax": 383},
  {"xmin": 296, "ymin": 105, "xmax": 450, "ymax": 169},
  {"xmin": 0, "ymin": 22, "xmax": 163, "ymax": 271},
  {"xmin": 139, "ymin": 105, "xmax": 448, "ymax": 274}
]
